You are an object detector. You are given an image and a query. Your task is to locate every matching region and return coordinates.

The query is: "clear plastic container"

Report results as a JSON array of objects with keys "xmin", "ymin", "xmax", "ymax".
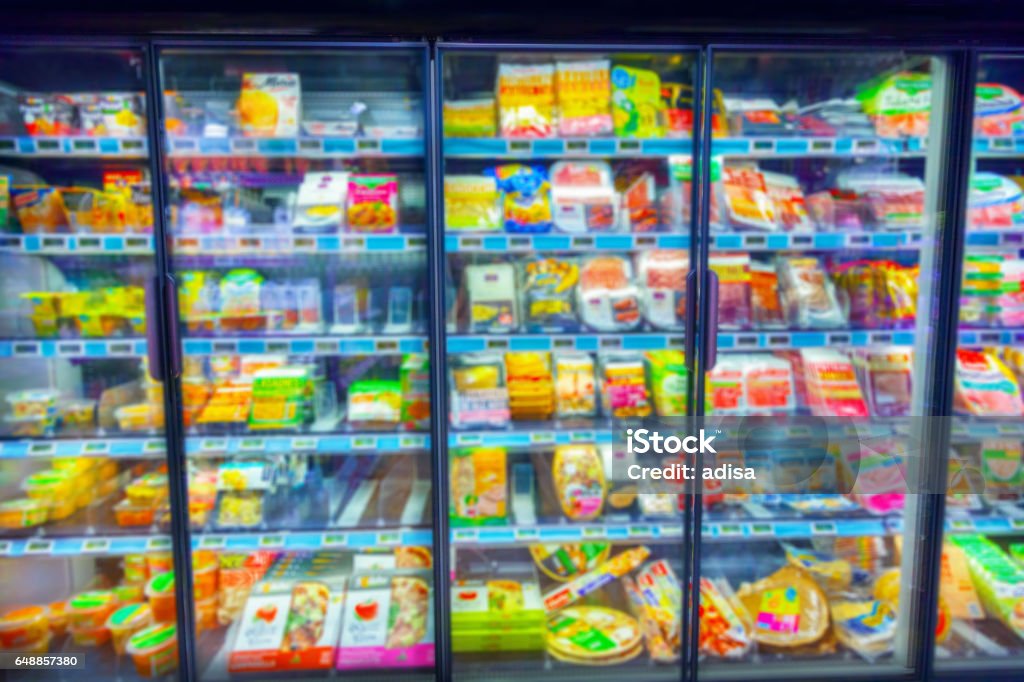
[
  {"xmin": 66, "ymin": 590, "xmax": 117, "ymax": 630},
  {"xmin": 106, "ymin": 603, "xmax": 153, "ymax": 655},
  {"xmin": 194, "ymin": 596, "xmax": 217, "ymax": 634},
  {"xmin": 47, "ymin": 601, "xmax": 67, "ymax": 637},
  {"xmin": 192, "ymin": 552, "xmax": 218, "ymax": 601},
  {"xmin": 126, "ymin": 623, "xmax": 178, "ymax": 678},
  {"xmin": 145, "ymin": 572, "xmax": 177, "ymax": 623},
  {"xmin": 0, "ymin": 498, "xmax": 49, "ymax": 528},
  {"xmin": 146, "ymin": 552, "xmax": 173, "ymax": 576},
  {"xmin": 0, "ymin": 605, "xmax": 49, "ymax": 649},
  {"xmin": 21, "ymin": 469, "xmax": 74, "ymax": 501},
  {"xmin": 68, "ymin": 624, "xmax": 111, "ymax": 647},
  {"xmin": 114, "ymin": 499, "xmax": 156, "ymax": 527}
]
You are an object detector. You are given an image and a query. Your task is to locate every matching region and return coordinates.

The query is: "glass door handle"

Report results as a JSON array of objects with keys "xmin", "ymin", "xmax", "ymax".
[
  {"xmin": 705, "ymin": 269, "xmax": 719, "ymax": 371},
  {"xmin": 144, "ymin": 274, "xmax": 182, "ymax": 382},
  {"xmin": 164, "ymin": 274, "xmax": 181, "ymax": 379},
  {"xmin": 685, "ymin": 269, "xmax": 698, "ymax": 366}
]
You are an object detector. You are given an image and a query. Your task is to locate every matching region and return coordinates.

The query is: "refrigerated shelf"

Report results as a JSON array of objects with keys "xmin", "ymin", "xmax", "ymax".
[
  {"xmin": 446, "ymin": 333, "xmax": 686, "ymax": 353},
  {"xmin": 166, "ymin": 135, "xmax": 423, "ymax": 157},
  {"xmin": 0, "ymin": 338, "xmax": 147, "ymax": 358},
  {"xmin": 0, "ymin": 234, "xmax": 154, "ymax": 255},
  {"xmin": 0, "ymin": 135, "xmax": 148, "ymax": 157},
  {"xmin": 190, "ymin": 528, "xmax": 432, "ymax": 551},
  {"xmin": 0, "ymin": 534, "xmax": 172, "ymax": 557},
  {"xmin": 180, "ymin": 335, "xmax": 426, "ymax": 356},
  {"xmin": 444, "ymin": 137, "xmax": 690, "ymax": 157},
  {"xmin": 184, "ymin": 433, "xmax": 428, "ymax": 456},
  {"xmin": 172, "ymin": 233, "xmax": 426, "ymax": 255},
  {"xmin": 973, "ymin": 136, "xmax": 1024, "ymax": 155},
  {"xmin": 450, "ymin": 521, "xmax": 682, "ymax": 545},
  {"xmin": 0, "ymin": 437, "xmax": 165, "ymax": 458},
  {"xmin": 713, "ymin": 136, "xmax": 924, "ymax": 157},
  {"xmin": 701, "ymin": 518, "xmax": 892, "ymax": 539}
]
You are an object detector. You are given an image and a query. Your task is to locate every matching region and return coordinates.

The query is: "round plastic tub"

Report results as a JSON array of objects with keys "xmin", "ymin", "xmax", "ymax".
[
  {"xmin": 146, "ymin": 552, "xmax": 173, "ymax": 576},
  {"xmin": 0, "ymin": 605, "xmax": 49, "ymax": 649},
  {"xmin": 46, "ymin": 495, "xmax": 77, "ymax": 521},
  {"xmin": 114, "ymin": 499, "xmax": 156, "ymax": 527},
  {"xmin": 126, "ymin": 473, "xmax": 167, "ymax": 507},
  {"xmin": 66, "ymin": 590, "xmax": 117, "ymax": 630},
  {"xmin": 123, "ymin": 554, "xmax": 149, "ymax": 584},
  {"xmin": 192, "ymin": 552, "xmax": 218, "ymax": 601},
  {"xmin": 113, "ymin": 583, "xmax": 145, "ymax": 604},
  {"xmin": 69, "ymin": 623, "xmax": 110, "ymax": 647},
  {"xmin": 126, "ymin": 623, "xmax": 178, "ymax": 678},
  {"xmin": 19, "ymin": 632, "xmax": 50, "ymax": 654},
  {"xmin": 0, "ymin": 498, "xmax": 49, "ymax": 528},
  {"xmin": 193, "ymin": 596, "xmax": 217, "ymax": 634},
  {"xmin": 22, "ymin": 469, "xmax": 74, "ymax": 501},
  {"xmin": 47, "ymin": 601, "xmax": 67, "ymax": 637},
  {"xmin": 106, "ymin": 603, "xmax": 153, "ymax": 655},
  {"xmin": 145, "ymin": 572, "xmax": 176, "ymax": 623}
]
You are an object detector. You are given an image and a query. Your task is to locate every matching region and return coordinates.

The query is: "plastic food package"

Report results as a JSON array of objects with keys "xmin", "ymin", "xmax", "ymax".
[
  {"xmin": 0, "ymin": 498, "xmax": 49, "ymax": 528},
  {"xmin": 698, "ymin": 578, "xmax": 750, "ymax": 658},
  {"xmin": 750, "ymin": 260, "xmax": 785, "ymax": 328},
  {"xmin": 959, "ymin": 254, "xmax": 1003, "ymax": 326},
  {"xmin": 949, "ymin": 535, "xmax": 1024, "ymax": 640},
  {"xmin": 645, "ymin": 350, "xmax": 688, "ymax": 417},
  {"xmin": 444, "ymin": 175, "xmax": 501, "ymax": 231},
  {"xmin": 637, "ymin": 250, "xmax": 688, "ymax": 330},
  {"xmin": 238, "ymin": 73, "xmax": 301, "ymax": 137},
  {"xmin": 347, "ymin": 379, "xmax": 402, "ymax": 427},
  {"xmin": 505, "ymin": 352, "xmax": 554, "ymax": 421},
  {"xmin": 975, "ymin": 83, "xmax": 1024, "ymax": 137},
  {"xmin": 347, "ymin": 175, "xmax": 398, "ymax": 233},
  {"xmin": 834, "ymin": 260, "xmax": 919, "ymax": 330},
  {"xmin": 954, "ymin": 349, "xmax": 1024, "ymax": 416},
  {"xmin": 777, "ymin": 256, "xmax": 845, "ymax": 329},
  {"xmin": 782, "ymin": 543, "xmax": 853, "ymax": 594},
  {"xmin": 852, "ymin": 348, "xmax": 914, "ymax": 417},
  {"xmin": 709, "ymin": 253, "xmax": 751, "ymax": 329},
  {"xmin": 806, "ymin": 189, "xmax": 869, "ymax": 231},
  {"xmin": 443, "ymin": 99, "xmax": 497, "ymax": 138},
  {"xmin": 337, "ymin": 574, "xmax": 433, "ymax": 669},
  {"xmin": 450, "ymin": 448, "xmax": 507, "ymax": 525},
  {"xmin": 577, "ymin": 256, "xmax": 641, "ymax": 331},
  {"xmin": 66, "ymin": 591, "xmax": 117, "ymax": 631},
  {"xmin": 611, "ymin": 66, "xmax": 664, "ymax": 138},
  {"xmin": 763, "ymin": 171, "xmax": 815, "ymax": 231},
  {"xmin": 831, "ymin": 600, "xmax": 896, "ymax": 661},
  {"xmin": 449, "ymin": 354, "xmax": 510, "ymax": 428},
  {"xmin": 217, "ymin": 490, "xmax": 265, "ymax": 528},
  {"xmin": 549, "ymin": 161, "xmax": 617, "ymax": 233},
  {"xmin": 543, "ymin": 545, "xmax": 650, "ymax": 613},
  {"xmin": 743, "ymin": 354, "xmax": 796, "ymax": 413},
  {"xmin": 555, "ymin": 60, "xmax": 613, "ymax": 137},
  {"xmin": 19, "ymin": 95, "xmax": 76, "ymax": 136},
  {"xmin": 709, "ymin": 355, "xmax": 745, "ymax": 413},
  {"xmin": 0, "ymin": 605, "xmax": 50, "ymax": 651},
  {"xmin": 490, "ymin": 164, "xmax": 553, "ymax": 233},
  {"xmin": 856, "ymin": 72, "xmax": 931, "ymax": 138},
  {"xmin": 553, "ymin": 353, "xmax": 597, "ymax": 418},
  {"xmin": 530, "ymin": 543, "xmax": 611, "ymax": 582},
  {"xmin": 12, "ymin": 186, "xmax": 70, "ymax": 233},
  {"xmin": 969, "ymin": 173, "xmax": 1024, "ymax": 229},
  {"xmin": 599, "ymin": 354, "xmax": 651, "ymax": 418},
  {"xmin": 546, "ymin": 606, "xmax": 643, "ymax": 665},
  {"xmin": 736, "ymin": 566, "xmax": 829, "ymax": 648},
  {"xmin": 836, "ymin": 170, "xmax": 926, "ymax": 230},
  {"xmin": 552, "ymin": 444, "xmax": 606, "ymax": 521},
  {"xmin": 145, "ymin": 572, "xmax": 177, "ymax": 623},
  {"xmin": 521, "ymin": 257, "xmax": 578, "ymax": 332},
  {"xmin": 451, "ymin": 578, "xmax": 545, "ymax": 653},
  {"xmin": 615, "ymin": 165, "xmax": 660, "ymax": 232},
  {"xmin": 106, "ymin": 603, "xmax": 153, "ymax": 655},
  {"xmin": 723, "ymin": 96, "xmax": 789, "ymax": 136},
  {"xmin": 994, "ymin": 259, "xmax": 1024, "ymax": 327},
  {"xmin": 623, "ymin": 563, "xmax": 682, "ymax": 662},
  {"xmin": 497, "ymin": 63, "xmax": 556, "ymax": 138},
  {"xmin": 126, "ymin": 623, "xmax": 178, "ymax": 678},
  {"xmin": 465, "ymin": 263, "xmax": 518, "ymax": 333},
  {"xmin": 76, "ymin": 93, "xmax": 146, "ymax": 137},
  {"xmin": 400, "ymin": 354, "xmax": 431, "ymax": 430},
  {"xmin": 292, "ymin": 172, "xmax": 348, "ymax": 233},
  {"xmin": 800, "ymin": 349, "xmax": 871, "ymax": 418}
]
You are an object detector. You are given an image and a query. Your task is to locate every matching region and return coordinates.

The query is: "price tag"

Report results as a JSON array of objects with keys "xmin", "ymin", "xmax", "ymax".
[
  {"xmin": 36, "ymin": 139, "xmax": 61, "ymax": 153},
  {"xmin": 661, "ymin": 525, "xmax": 683, "ymax": 538},
  {"xmin": 991, "ymin": 137, "xmax": 1013, "ymax": 151},
  {"xmin": 486, "ymin": 338, "xmax": 509, "ymax": 350},
  {"xmin": 122, "ymin": 139, "xmax": 145, "ymax": 153},
  {"xmin": 581, "ymin": 526, "xmax": 606, "ymax": 539},
  {"xmin": 751, "ymin": 523, "xmax": 774, "ymax": 537},
  {"xmin": 79, "ymin": 237, "xmax": 103, "ymax": 251},
  {"xmin": 812, "ymin": 522, "xmax": 837, "ymax": 536},
  {"xmin": 399, "ymin": 436, "xmax": 425, "ymax": 449},
  {"xmin": 453, "ymin": 529, "xmax": 478, "ymax": 543},
  {"xmin": 509, "ymin": 236, "xmax": 530, "ymax": 250},
  {"xmin": 108, "ymin": 342, "xmax": 132, "ymax": 355},
  {"xmin": 58, "ymin": 342, "xmax": 83, "ymax": 356},
  {"xmin": 872, "ymin": 333, "xmax": 893, "ymax": 344},
  {"xmin": 1011, "ymin": 519, "xmax": 1024, "ymax": 530},
  {"xmin": 628, "ymin": 525, "xmax": 652, "ymax": 538},
  {"xmin": 147, "ymin": 537, "xmax": 171, "ymax": 551},
  {"xmin": 356, "ymin": 139, "xmax": 381, "ymax": 154},
  {"xmin": 508, "ymin": 140, "xmax": 532, "ymax": 154},
  {"xmin": 28, "ymin": 442, "xmax": 57, "ymax": 457},
  {"xmin": 232, "ymin": 138, "xmax": 256, "ymax": 153},
  {"xmin": 718, "ymin": 524, "xmax": 743, "ymax": 537},
  {"xmin": 456, "ymin": 434, "xmax": 482, "ymax": 446},
  {"xmin": 376, "ymin": 532, "xmax": 401, "ymax": 546},
  {"xmin": 352, "ymin": 437, "xmax": 375, "ymax": 450},
  {"xmin": 767, "ymin": 334, "xmax": 791, "ymax": 347},
  {"xmin": 829, "ymin": 333, "xmax": 851, "ymax": 345},
  {"xmin": 376, "ymin": 340, "xmax": 398, "ymax": 353},
  {"xmin": 530, "ymin": 431, "xmax": 555, "ymax": 445},
  {"xmin": 42, "ymin": 237, "xmax": 67, "ymax": 251},
  {"xmin": 854, "ymin": 138, "xmax": 881, "ymax": 154},
  {"xmin": 552, "ymin": 337, "xmax": 575, "ymax": 350},
  {"xmin": 668, "ymin": 336, "xmax": 686, "ymax": 348},
  {"xmin": 25, "ymin": 540, "xmax": 54, "ymax": 555},
  {"xmin": 701, "ymin": 524, "xmax": 711, "ymax": 536},
  {"xmin": 83, "ymin": 539, "xmax": 111, "ymax": 553},
  {"xmin": 570, "ymin": 431, "xmax": 596, "ymax": 443},
  {"xmin": 239, "ymin": 438, "xmax": 265, "ymax": 452},
  {"xmin": 618, "ymin": 139, "xmax": 642, "ymax": 153},
  {"xmin": 744, "ymin": 235, "xmax": 766, "ymax": 248},
  {"xmin": 82, "ymin": 441, "xmax": 110, "ymax": 456},
  {"xmin": 566, "ymin": 139, "xmax": 588, "ymax": 153},
  {"xmin": 408, "ymin": 236, "xmax": 426, "ymax": 250},
  {"xmin": 752, "ymin": 139, "xmax": 776, "ymax": 153},
  {"xmin": 636, "ymin": 236, "xmax": 656, "ymax": 248},
  {"xmin": 0, "ymin": 541, "xmax": 11, "ymax": 555},
  {"xmin": 144, "ymin": 440, "xmax": 165, "ymax": 454},
  {"xmin": 71, "ymin": 139, "xmax": 98, "ymax": 154},
  {"xmin": 0, "ymin": 139, "xmax": 16, "ymax": 152},
  {"xmin": 259, "ymin": 535, "xmax": 283, "ymax": 548},
  {"xmin": 200, "ymin": 536, "xmax": 226, "ymax": 549},
  {"xmin": 291, "ymin": 437, "xmax": 317, "ymax": 451},
  {"xmin": 810, "ymin": 139, "xmax": 835, "ymax": 153},
  {"xmin": 599, "ymin": 336, "xmax": 622, "ymax": 349},
  {"xmin": 322, "ymin": 533, "xmax": 347, "ymax": 547},
  {"xmin": 299, "ymin": 139, "xmax": 322, "ymax": 154},
  {"xmin": 515, "ymin": 528, "xmax": 539, "ymax": 542},
  {"xmin": 572, "ymin": 236, "xmax": 595, "ymax": 249},
  {"xmin": 950, "ymin": 519, "xmax": 973, "ymax": 531},
  {"xmin": 13, "ymin": 342, "xmax": 39, "ymax": 356},
  {"xmin": 316, "ymin": 341, "xmax": 337, "ymax": 355},
  {"xmin": 200, "ymin": 438, "xmax": 227, "ymax": 453},
  {"xmin": 460, "ymin": 237, "xmax": 482, "ymax": 250}
]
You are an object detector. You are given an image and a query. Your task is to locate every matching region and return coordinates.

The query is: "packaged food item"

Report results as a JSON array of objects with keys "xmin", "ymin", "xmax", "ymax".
[
  {"xmin": 465, "ymin": 263, "xmax": 518, "ymax": 333},
  {"xmin": 146, "ymin": 572, "xmax": 177, "ymax": 623},
  {"xmin": 249, "ymin": 366, "xmax": 313, "ymax": 431},
  {"xmin": 146, "ymin": 552, "xmax": 174, "ymax": 576},
  {"xmin": 611, "ymin": 66, "xmax": 663, "ymax": 138},
  {"xmin": 106, "ymin": 603, "xmax": 154, "ymax": 655},
  {"xmin": 238, "ymin": 73, "xmax": 301, "ymax": 137},
  {"xmin": 549, "ymin": 161, "xmax": 617, "ymax": 233},
  {"xmin": 347, "ymin": 175, "xmax": 398, "ymax": 233},
  {"xmin": 645, "ymin": 350, "xmax": 688, "ymax": 417},
  {"xmin": 530, "ymin": 543, "xmax": 611, "ymax": 582},
  {"xmin": 0, "ymin": 605, "xmax": 49, "ymax": 650},
  {"xmin": 490, "ymin": 164, "xmax": 553, "ymax": 233},
  {"xmin": 444, "ymin": 175, "xmax": 501, "ymax": 231},
  {"xmin": 542, "ymin": 546, "xmax": 650, "ymax": 613},
  {"xmin": 599, "ymin": 354, "xmax": 651, "ymax": 418},
  {"xmin": 521, "ymin": 257, "xmax": 578, "ymax": 332},
  {"xmin": 554, "ymin": 60, "xmax": 613, "ymax": 137},
  {"xmin": 637, "ymin": 250, "xmax": 688, "ymax": 331},
  {"xmin": 192, "ymin": 551, "xmax": 219, "ymax": 602},
  {"xmin": 444, "ymin": 98, "xmax": 497, "ymax": 137},
  {"xmin": 834, "ymin": 260, "xmax": 919, "ymax": 330},
  {"xmin": 449, "ymin": 354, "xmax": 510, "ymax": 428},
  {"xmin": 115, "ymin": 499, "xmax": 156, "ymax": 527},
  {"xmin": 940, "ymin": 543, "xmax": 985, "ymax": 620},
  {"xmin": 778, "ymin": 256, "xmax": 845, "ymax": 329},
  {"xmin": 578, "ymin": 256, "xmax": 641, "ymax": 331},
  {"xmin": 450, "ymin": 448, "xmax": 507, "ymax": 525},
  {"xmin": 46, "ymin": 601, "xmax": 66, "ymax": 638},
  {"xmin": 782, "ymin": 543, "xmax": 853, "ymax": 593},
  {"xmin": 959, "ymin": 254, "xmax": 1004, "ymax": 326},
  {"xmin": 76, "ymin": 93, "xmax": 146, "ymax": 137},
  {"xmin": 857, "ymin": 71, "xmax": 931, "ymax": 138},
  {"xmin": 709, "ymin": 355, "xmax": 746, "ymax": 413},
  {"xmin": 497, "ymin": 63, "xmax": 556, "ymax": 138},
  {"xmin": 217, "ymin": 490, "xmax": 265, "ymax": 528},
  {"xmin": 126, "ymin": 623, "xmax": 179, "ymax": 677},
  {"xmin": 953, "ymin": 349, "xmax": 1024, "ymax": 416},
  {"xmin": 969, "ymin": 172, "xmax": 1024, "ymax": 229},
  {"xmin": 551, "ymin": 445, "xmax": 606, "ymax": 521},
  {"xmin": 6, "ymin": 389, "xmax": 60, "ymax": 419},
  {"xmin": 505, "ymin": 352, "xmax": 554, "ymax": 421},
  {"xmin": 763, "ymin": 171, "xmax": 815, "ymax": 231},
  {"xmin": 11, "ymin": 186, "xmax": 69, "ymax": 233},
  {"xmin": 852, "ymin": 348, "xmax": 914, "ymax": 417},
  {"xmin": 709, "ymin": 253, "xmax": 751, "ymax": 329},
  {"xmin": 546, "ymin": 606, "xmax": 643, "ymax": 665},
  {"xmin": 949, "ymin": 535, "xmax": 1024, "ymax": 640},
  {"xmin": 800, "ymin": 349, "xmax": 870, "ymax": 418},
  {"xmin": 721, "ymin": 166, "xmax": 777, "ymax": 230},
  {"xmin": 723, "ymin": 96, "xmax": 789, "ymax": 136},
  {"xmin": 830, "ymin": 600, "xmax": 896, "ymax": 661},
  {"xmin": 347, "ymin": 379, "xmax": 402, "ymax": 428},
  {"xmin": 218, "ymin": 551, "xmax": 276, "ymax": 626},
  {"xmin": 19, "ymin": 94, "xmax": 76, "ymax": 136},
  {"xmin": 67, "ymin": 590, "xmax": 117, "ymax": 630},
  {"xmin": 337, "ymin": 574, "xmax": 433, "ymax": 669},
  {"xmin": 736, "ymin": 566, "xmax": 829, "ymax": 648},
  {"xmin": 400, "ymin": 354, "xmax": 431, "ymax": 430},
  {"xmin": 292, "ymin": 171, "xmax": 348, "ymax": 233},
  {"xmin": 744, "ymin": 354, "xmax": 796, "ymax": 413},
  {"xmin": 553, "ymin": 353, "xmax": 597, "ymax": 418},
  {"xmin": 750, "ymin": 260, "xmax": 785, "ymax": 328},
  {"xmin": 698, "ymin": 578, "xmax": 750, "ymax": 658},
  {"xmin": 452, "ymin": 578, "xmax": 545, "ymax": 653},
  {"xmin": 194, "ymin": 596, "xmax": 218, "ymax": 634},
  {"xmin": 0, "ymin": 497, "xmax": 48, "ymax": 528},
  {"xmin": 615, "ymin": 165, "xmax": 659, "ymax": 232},
  {"xmin": 975, "ymin": 83, "xmax": 1024, "ymax": 137},
  {"xmin": 69, "ymin": 623, "xmax": 111, "ymax": 646},
  {"xmin": 994, "ymin": 258, "xmax": 1024, "ymax": 328}
]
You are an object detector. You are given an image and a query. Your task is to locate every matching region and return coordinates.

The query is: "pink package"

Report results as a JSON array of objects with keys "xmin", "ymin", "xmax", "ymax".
[
  {"xmin": 336, "ymin": 574, "xmax": 434, "ymax": 671},
  {"xmin": 800, "ymin": 349, "xmax": 870, "ymax": 418},
  {"xmin": 709, "ymin": 253, "xmax": 751, "ymax": 329}
]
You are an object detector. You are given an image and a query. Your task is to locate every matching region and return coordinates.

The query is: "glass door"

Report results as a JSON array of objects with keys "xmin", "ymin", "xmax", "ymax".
[
  {"xmin": 696, "ymin": 50, "xmax": 952, "ymax": 678},
  {"xmin": 440, "ymin": 46, "xmax": 698, "ymax": 680},
  {"xmin": 936, "ymin": 53, "xmax": 1024, "ymax": 675},
  {"xmin": 0, "ymin": 45, "xmax": 182, "ymax": 679},
  {"xmin": 156, "ymin": 45, "xmax": 435, "ymax": 681}
]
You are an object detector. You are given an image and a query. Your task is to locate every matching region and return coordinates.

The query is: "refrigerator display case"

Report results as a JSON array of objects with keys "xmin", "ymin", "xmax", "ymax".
[
  {"xmin": 935, "ymin": 53, "xmax": 1024, "ymax": 676},
  {"xmin": 0, "ymin": 45, "xmax": 182, "ymax": 680},
  {"xmin": 156, "ymin": 46, "xmax": 435, "ymax": 681},
  {"xmin": 439, "ymin": 47, "xmax": 697, "ymax": 679},
  {"xmin": 696, "ymin": 51, "xmax": 953, "ymax": 679}
]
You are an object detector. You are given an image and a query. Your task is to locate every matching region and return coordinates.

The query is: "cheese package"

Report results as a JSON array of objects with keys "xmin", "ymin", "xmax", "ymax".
[
  {"xmin": 800, "ymin": 349, "xmax": 870, "ymax": 418},
  {"xmin": 497, "ymin": 63, "xmax": 556, "ymax": 138},
  {"xmin": 831, "ymin": 600, "xmax": 896, "ymax": 662},
  {"xmin": 940, "ymin": 542, "xmax": 985, "ymax": 621},
  {"xmin": 578, "ymin": 256, "xmax": 642, "ymax": 332},
  {"xmin": 530, "ymin": 543, "xmax": 611, "ymax": 582},
  {"xmin": 736, "ymin": 566, "xmax": 829, "ymax": 648},
  {"xmin": 777, "ymin": 256, "xmax": 845, "ymax": 329},
  {"xmin": 611, "ymin": 66, "xmax": 664, "ymax": 138},
  {"xmin": 974, "ymin": 83, "xmax": 1024, "ymax": 137},
  {"xmin": 238, "ymin": 73, "xmax": 301, "ymax": 137},
  {"xmin": 709, "ymin": 253, "xmax": 751, "ymax": 329},
  {"xmin": 637, "ymin": 250, "xmax": 688, "ymax": 331},
  {"xmin": 553, "ymin": 353, "xmax": 597, "ymax": 418},
  {"xmin": 698, "ymin": 578, "xmax": 750, "ymax": 659},
  {"xmin": 645, "ymin": 350, "xmax": 689, "ymax": 417},
  {"xmin": 852, "ymin": 348, "xmax": 914, "ymax": 418},
  {"xmin": 722, "ymin": 166, "xmax": 777, "ymax": 231},
  {"xmin": 450, "ymin": 447, "xmax": 507, "ymax": 526},
  {"xmin": 444, "ymin": 175, "xmax": 501, "ymax": 231},
  {"xmin": 550, "ymin": 161, "xmax": 617, "ymax": 233},
  {"xmin": 449, "ymin": 354, "xmax": 510, "ymax": 428},
  {"xmin": 556, "ymin": 60, "xmax": 613, "ymax": 137},
  {"xmin": 505, "ymin": 352, "xmax": 555, "ymax": 421},
  {"xmin": 948, "ymin": 535, "xmax": 1024, "ymax": 640},
  {"xmin": 465, "ymin": 263, "xmax": 518, "ymax": 333},
  {"xmin": 292, "ymin": 172, "xmax": 348, "ymax": 233},
  {"xmin": 969, "ymin": 172, "xmax": 1024, "ymax": 229},
  {"xmin": 599, "ymin": 354, "xmax": 651, "ymax": 418},
  {"xmin": 521, "ymin": 257, "xmax": 578, "ymax": 332},
  {"xmin": 542, "ymin": 546, "xmax": 650, "ymax": 613},
  {"xmin": 551, "ymin": 445, "xmax": 606, "ymax": 522},
  {"xmin": 337, "ymin": 573, "xmax": 434, "ymax": 669},
  {"xmin": 953, "ymin": 349, "xmax": 1024, "ymax": 416},
  {"xmin": 452, "ymin": 578, "xmax": 545, "ymax": 653}
]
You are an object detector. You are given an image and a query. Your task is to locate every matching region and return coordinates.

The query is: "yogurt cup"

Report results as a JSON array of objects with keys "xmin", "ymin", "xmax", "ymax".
[
  {"xmin": 145, "ymin": 572, "xmax": 177, "ymax": 623},
  {"xmin": 126, "ymin": 623, "xmax": 178, "ymax": 678},
  {"xmin": 66, "ymin": 590, "xmax": 117, "ymax": 629},
  {"xmin": 106, "ymin": 603, "xmax": 153, "ymax": 655},
  {"xmin": 68, "ymin": 623, "xmax": 111, "ymax": 647},
  {"xmin": 0, "ymin": 605, "xmax": 49, "ymax": 649},
  {"xmin": 47, "ymin": 601, "xmax": 67, "ymax": 637}
]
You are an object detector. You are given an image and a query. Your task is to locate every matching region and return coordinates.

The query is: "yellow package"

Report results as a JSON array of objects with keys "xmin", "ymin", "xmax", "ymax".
[
  {"xmin": 450, "ymin": 448, "xmax": 507, "ymax": 526},
  {"xmin": 443, "ymin": 99, "xmax": 497, "ymax": 138},
  {"xmin": 238, "ymin": 73, "xmax": 301, "ymax": 137},
  {"xmin": 497, "ymin": 63, "xmax": 556, "ymax": 138},
  {"xmin": 611, "ymin": 66, "xmax": 664, "ymax": 138},
  {"xmin": 444, "ymin": 175, "xmax": 501, "ymax": 231},
  {"xmin": 552, "ymin": 445, "xmax": 606, "ymax": 521}
]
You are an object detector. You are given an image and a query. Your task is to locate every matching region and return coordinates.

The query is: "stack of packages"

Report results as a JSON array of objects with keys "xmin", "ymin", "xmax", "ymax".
[
  {"xmin": 505, "ymin": 352, "xmax": 555, "ymax": 421},
  {"xmin": 451, "ymin": 578, "xmax": 546, "ymax": 653}
]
